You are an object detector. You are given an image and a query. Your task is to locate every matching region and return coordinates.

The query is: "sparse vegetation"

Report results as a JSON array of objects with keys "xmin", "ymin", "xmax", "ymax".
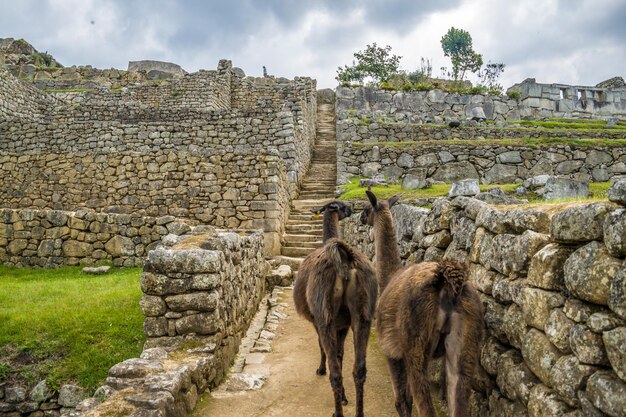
[
  {"xmin": 351, "ymin": 137, "xmax": 626, "ymax": 149},
  {"xmin": 0, "ymin": 266, "xmax": 144, "ymax": 391},
  {"xmin": 506, "ymin": 89, "xmax": 521, "ymax": 101},
  {"xmin": 43, "ymin": 88, "xmax": 90, "ymax": 93}
]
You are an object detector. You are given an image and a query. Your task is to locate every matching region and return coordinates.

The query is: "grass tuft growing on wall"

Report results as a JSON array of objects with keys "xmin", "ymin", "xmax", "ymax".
[{"xmin": 0, "ymin": 266, "xmax": 144, "ymax": 392}]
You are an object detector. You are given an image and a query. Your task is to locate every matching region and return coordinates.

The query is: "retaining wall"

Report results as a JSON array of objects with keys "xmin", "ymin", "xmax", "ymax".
[
  {"xmin": 0, "ymin": 208, "xmax": 195, "ymax": 267},
  {"xmin": 0, "ymin": 230, "xmax": 269, "ymax": 417},
  {"xmin": 342, "ymin": 190, "xmax": 626, "ymax": 416}
]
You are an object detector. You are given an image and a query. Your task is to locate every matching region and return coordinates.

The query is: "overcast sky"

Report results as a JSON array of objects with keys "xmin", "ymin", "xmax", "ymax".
[{"xmin": 1, "ymin": 0, "xmax": 624, "ymax": 89}]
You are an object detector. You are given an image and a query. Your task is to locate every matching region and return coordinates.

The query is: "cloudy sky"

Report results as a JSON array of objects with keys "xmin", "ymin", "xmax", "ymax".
[{"xmin": 1, "ymin": 0, "xmax": 624, "ymax": 89}]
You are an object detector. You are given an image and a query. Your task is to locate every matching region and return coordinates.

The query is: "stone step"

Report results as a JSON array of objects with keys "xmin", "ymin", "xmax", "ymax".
[
  {"xmin": 285, "ymin": 220, "xmax": 322, "ymax": 227},
  {"xmin": 281, "ymin": 246, "xmax": 317, "ymax": 257},
  {"xmin": 282, "ymin": 234, "xmax": 323, "ymax": 243},
  {"xmin": 287, "ymin": 214, "xmax": 323, "ymax": 221},
  {"xmin": 283, "ymin": 240, "xmax": 323, "ymax": 248},
  {"xmin": 285, "ymin": 224, "xmax": 323, "ymax": 232}
]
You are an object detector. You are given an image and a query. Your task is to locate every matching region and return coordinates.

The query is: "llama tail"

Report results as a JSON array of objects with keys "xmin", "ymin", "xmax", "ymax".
[{"xmin": 435, "ymin": 259, "xmax": 468, "ymax": 312}]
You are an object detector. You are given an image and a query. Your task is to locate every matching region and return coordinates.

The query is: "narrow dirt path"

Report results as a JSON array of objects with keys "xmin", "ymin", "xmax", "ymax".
[{"xmin": 191, "ymin": 288, "xmax": 400, "ymax": 417}]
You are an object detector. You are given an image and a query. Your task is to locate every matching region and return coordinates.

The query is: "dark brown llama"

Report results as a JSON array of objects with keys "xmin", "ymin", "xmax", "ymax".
[
  {"xmin": 361, "ymin": 191, "xmax": 484, "ymax": 417},
  {"xmin": 293, "ymin": 200, "xmax": 377, "ymax": 417}
]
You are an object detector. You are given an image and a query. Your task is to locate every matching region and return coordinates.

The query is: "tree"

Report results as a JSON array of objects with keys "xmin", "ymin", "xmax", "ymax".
[
  {"xmin": 478, "ymin": 62, "xmax": 506, "ymax": 92},
  {"xmin": 336, "ymin": 43, "xmax": 402, "ymax": 84},
  {"xmin": 440, "ymin": 27, "xmax": 483, "ymax": 81}
]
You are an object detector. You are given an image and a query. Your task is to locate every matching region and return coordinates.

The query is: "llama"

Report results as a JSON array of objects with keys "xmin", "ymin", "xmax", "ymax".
[
  {"xmin": 293, "ymin": 200, "xmax": 377, "ymax": 417},
  {"xmin": 361, "ymin": 191, "xmax": 484, "ymax": 417}
]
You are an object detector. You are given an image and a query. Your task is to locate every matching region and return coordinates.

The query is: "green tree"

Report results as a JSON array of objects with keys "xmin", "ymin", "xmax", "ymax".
[
  {"xmin": 336, "ymin": 43, "xmax": 402, "ymax": 84},
  {"xmin": 440, "ymin": 27, "xmax": 483, "ymax": 81}
]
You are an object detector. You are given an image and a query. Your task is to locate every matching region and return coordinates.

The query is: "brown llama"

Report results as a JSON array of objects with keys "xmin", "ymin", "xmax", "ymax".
[
  {"xmin": 293, "ymin": 200, "xmax": 377, "ymax": 417},
  {"xmin": 361, "ymin": 191, "xmax": 484, "ymax": 417}
]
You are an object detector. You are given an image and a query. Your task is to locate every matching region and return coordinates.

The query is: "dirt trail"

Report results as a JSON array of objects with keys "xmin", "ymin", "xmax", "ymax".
[{"xmin": 192, "ymin": 288, "xmax": 401, "ymax": 417}]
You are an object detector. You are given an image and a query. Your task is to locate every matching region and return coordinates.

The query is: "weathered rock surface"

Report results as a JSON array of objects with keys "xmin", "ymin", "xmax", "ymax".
[{"xmin": 550, "ymin": 203, "xmax": 610, "ymax": 243}]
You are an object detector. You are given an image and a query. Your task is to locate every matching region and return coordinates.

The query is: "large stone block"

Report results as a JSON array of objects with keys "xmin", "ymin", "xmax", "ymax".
[
  {"xmin": 604, "ymin": 208, "xmax": 626, "ymax": 257},
  {"xmin": 496, "ymin": 349, "xmax": 539, "ymax": 404},
  {"xmin": 503, "ymin": 303, "xmax": 528, "ymax": 349},
  {"xmin": 522, "ymin": 328, "xmax": 563, "ymax": 385},
  {"xmin": 527, "ymin": 384, "xmax": 572, "ymax": 417},
  {"xmin": 543, "ymin": 177, "xmax": 589, "ymax": 200},
  {"xmin": 139, "ymin": 295, "xmax": 167, "ymax": 316},
  {"xmin": 609, "ymin": 264, "xmax": 626, "ymax": 320},
  {"xmin": 603, "ymin": 327, "xmax": 626, "ymax": 382},
  {"xmin": 62, "ymin": 240, "xmax": 92, "ymax": 257},
  {"xmin": 468, "ymin": 263, "xmax": 495, "ymax": 295},
  {"xmin": 545, "ymin": 308, "xmax": 574, "ymax": 353},
  {"xmin": 165, "ymin": 292, "xmax": 218, "ymax": 312},
  {"xmin": 550, "ymin": 203, "xmax": 610, "ymax": 243},
  {"xmin": 521, "ymin": 288, "xmax": 565, "ymax": 331},
  {"xmin": 146, "ymin": 248, "xmax": 221, "ymax": 274},
  {"xmin": 550, "ymin": 355, "xmax": 598, "ymax": 406},
  {"xmin": 527, "ymin": 243, "xmax": 573, "ymax": 290},
  {"xmin": 484, "ymin": 163, "xmax": 519, "ymax": 184},
  {"xmin": 175, "ymin": 312, "xmax": 220, "ymax": 335},
  {"xmin": 570, "ymin": 324, "xmax": 610, "ymax": 366},
  {"xmin": 489, "ymin": 230, "xmax": 550, "ymax": 275},
  {"xmin": 586, "ymin": 371, "xmax": 626, "ymax": 417},
  {"xmin": 431, "ymin": 161, "xmax": 479, "ymax": 182},
  {"xmin": 564, "ymin": 241, "xmax": 622, "ymax": 305},
  {"xmin": 105, "ymin": 235, "xmax": 136, "ymax": 257},
  {"xmin": 608, "ymin": 180, "xmax": 626, "ymax": 205}
]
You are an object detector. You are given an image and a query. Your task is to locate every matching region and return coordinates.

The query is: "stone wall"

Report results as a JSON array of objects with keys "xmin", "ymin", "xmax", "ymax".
[
  {"xmin": 0, "ymin": 230, "xmax": 269, "ymax": 417},
  {"xmin": 340, "ymin": 142, "xmax": 626, "ymax": 184},
  {"xmin": 81, "ymin": 230, "xmax": 267, "ymax": 417},
  {"xmin": 508, "ymin": 78, "xmax": 626, "ymax": 120},
  {"xmin": 0, "ymin": 67, "xmax": 58, "ymax": 121},
  {"xmin": 0, "ymin": 208, "xmax": 193, "ymax": 267},
  {"xmin": 337, "ymin": 83, "xmax": 626, "ymax": 123},
  {"xmin": 0, "ymin": 60, "xmax": 319, "ymax": 256},
  {"xmin": 336, "ymin": 86, "xmax": 626, "ymax": 184},
  {"xmin": 342, "ymin": 187, "xmax": 626, "ymax": 416}
]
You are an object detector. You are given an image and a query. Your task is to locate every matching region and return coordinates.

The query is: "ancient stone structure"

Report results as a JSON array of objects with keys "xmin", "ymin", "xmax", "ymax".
[
  {"xmin": 508, "ymin": 77, "xmax": 626, "ymax": 119},
  {"xmin": 342, "ymin": 187, "xmax": 626, "ymax": 417},
  {"xmin": 0, "ymin": 208, "xmax": 192, "ymax": 267},
  {"xmin": 335, "ymin": 87, "xmax": 626, "ymax": 185},
  {"xmin": 0, "ymin": 59, "xmax": 317, "ymax": 256}
]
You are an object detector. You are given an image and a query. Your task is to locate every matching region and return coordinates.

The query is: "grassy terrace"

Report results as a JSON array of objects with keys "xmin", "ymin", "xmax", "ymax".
[
  {"xmin": 338, "ymin": 178, "xmax": 612, "ymax": 203},
  {"xmin": 351, "ymin": 137, "xmax": 626, "ymax": 148},
  {"xmin": 0, "ymin": 266, "xmax": 144, "ymax": 392}
]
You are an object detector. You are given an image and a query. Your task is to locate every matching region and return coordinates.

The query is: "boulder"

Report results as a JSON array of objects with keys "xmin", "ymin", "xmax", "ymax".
[
  {"xmin": 82, "ymin": 265, "xmax": 111, "ymax": 275},
  {"xmin": 586, "ymin": 371, "xmax": 626, "ymax": 417},
  {"xmin": 550, "ymin": 355, "xmax": 598, "ymax": 406},
  {"xmin": 608, "ymin": 180, "xmax": 626, "ymax": 205},
  {"xmin": 448, "ymin": 179, "xmax": 480, "ymax": 197},
  {"xmin": 522, "ymin": 329, "xmax": 563, "ymax": 385},
  {"xmin": 523, "ymin": 174, "xmax": 551, "ymax": 190},
  {"xmin": 62, "ymin": 240, "xmax": 92, "ymax": 257},
  {"xmin": 58, "ymin": 384, "xmax": 86, "ymax": 407},
  {"xmin": 401, "ymin": 173, "xmax": 427, "ymax": 190},
  {"xmin": 527, "ymin": 243, "xmax": 573, "ymax": 290},
  {"xmin": 431, "ymin": 161, "xmax": 479, "ymax": 182},
  {"xmin": 570, "ymin": 324, "xmax": 609, "ymax": 365},
  {"xmin": 564, "ymin": 241, "xmax": 622, "ymax": 305},
  {"xmin": 604, "ymin": 209, "xmax": 626, "ymax": 257},
  {"xmin": 470, "ymin": 106, "xmax": 487, "ymax": 121},
  {"xmin": 527, "ymin": 384, "xmax": 572, "ymax": 417},
  {"xmin": 550, "ymin": 203, "xmax": 611, "ymax": 243},
  {"xmin": 543, "ymin": 177, "xmax": 589, "ymax": 200},
  {"xmin": 105, "ymin": 235, "xmax": 135, "ymax": 257},
  {"xmin": 484, "ymin": 164, "xmax": 519, "ymax": 184},
  {"xmin": 603, "ymin": 327, "xmax": 626, "ymax": 382}
]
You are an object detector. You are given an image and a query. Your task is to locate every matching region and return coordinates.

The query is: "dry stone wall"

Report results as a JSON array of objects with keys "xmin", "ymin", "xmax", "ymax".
[
  {"xmin": 336, "ymin": 86, "xmax": 626, "ymax": 184},
  {"xmin": 0, "ymin": 67, "xmax": 59, "ymax": 121},
  {"xmin": 0, "ymin": 61, "xmax": 318, "ymax": 256},
  {"xmin": 342, "ymin": 185, "xmax": 626, "ymax": 417},
  {"xmin": 0, "ymin": 230, "xmax": 269, "ymax": 417},
  {"xmin": 78, "ymin": 231, "xmax": 268, "ymax": 417},
  {"xmin": 0, "ymin": 208, "xmax": 194, "ymax": 267},
  {"xmin": 340, "ymin": 142, "xmax": 626, "ymax": 184}
]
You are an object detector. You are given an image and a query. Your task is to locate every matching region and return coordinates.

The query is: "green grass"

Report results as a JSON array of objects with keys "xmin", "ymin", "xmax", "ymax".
[
  {"xmin": 511, "ymin": 120, "xmax": 626, "ymax": 130},
  {"xmin": 43, "ymin": 88, "xmax": 90, "ymax": 93},
  {"xmin": 0, "ymin": 266, "xmax": 144, "ymax": 392},
  {"xmin": 338, "ymin": 178, "xmax": 520, "ymax": 201},
  {"xmin": 352, "ymin": 137, "xmax": 626, "ymax": 149}
]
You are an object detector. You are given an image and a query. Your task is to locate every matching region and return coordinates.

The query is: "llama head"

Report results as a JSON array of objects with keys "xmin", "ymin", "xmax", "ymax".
[
  {"xmin": 360, "ymin": 190, "xmax": 402, "ymax": 226},
  {"xmin": 311, "ymin": 200, "xmax": 352, "ymax": 220}
]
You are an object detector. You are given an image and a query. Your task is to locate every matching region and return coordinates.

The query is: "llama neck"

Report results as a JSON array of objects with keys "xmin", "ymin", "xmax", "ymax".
[
  {"xmin": 322, "ymin": 211, "xmax": 340, "ymax": 242},
  {"xmin": 374, "ymin": 211, "xmax": 402, "ymax": 291}
]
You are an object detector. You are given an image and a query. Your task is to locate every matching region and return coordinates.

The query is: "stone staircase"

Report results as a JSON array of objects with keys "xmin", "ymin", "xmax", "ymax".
[{"xmin": 276, "ymin": 103, "xmax": 337, "ymax": 270}]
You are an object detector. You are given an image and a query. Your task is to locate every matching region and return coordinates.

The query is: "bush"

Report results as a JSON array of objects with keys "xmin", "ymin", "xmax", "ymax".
[{"xmin": 507, "ymin": 89, "xmax": 521, "ymax": 101}]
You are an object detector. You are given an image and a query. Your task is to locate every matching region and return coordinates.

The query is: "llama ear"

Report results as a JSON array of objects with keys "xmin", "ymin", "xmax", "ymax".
[
  {"xmin": 365, "ymin": 190, "xmax": 377, "ymax": 207},
  {"xmin": 388, "ymin": 194, "xmax": 402, "ymax": 207}
]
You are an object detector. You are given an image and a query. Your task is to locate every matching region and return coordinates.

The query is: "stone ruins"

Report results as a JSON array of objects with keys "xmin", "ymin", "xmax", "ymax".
[{"xmin": 0, "ymin": 37, "xmax": 625, "ymax": 417}]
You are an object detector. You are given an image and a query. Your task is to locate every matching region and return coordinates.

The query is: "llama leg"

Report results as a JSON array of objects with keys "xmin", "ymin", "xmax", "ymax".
[
  {"xmin": 337, "ymin": 327, "xmax": 349, "ymax": 405},
  {"xmin": 445, "ymin": 313, "xmax": 477, "ymax": 417},
  {"xmin": 317, "ymin": 332, "xmax": 327, "ymax": 376},
  {"xmin": 319, "ymin": 325, "xmax": 344, "ymax": 417},
  {"xmin": 406, "ymin": 350, "xmax": 437, "ymax": 417},
  {"xmin": 352, "ymin": 318, "xmax": 371, "ymax": 417},
  {"xmin": 387, "ymin": 358, "xmax": 412, "ymax": 417}
]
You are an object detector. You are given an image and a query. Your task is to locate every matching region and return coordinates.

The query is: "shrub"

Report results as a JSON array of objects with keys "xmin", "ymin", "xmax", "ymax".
[{"xmin": 507, "ymin": 89, "xmax": 521, "ymax": 101}]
